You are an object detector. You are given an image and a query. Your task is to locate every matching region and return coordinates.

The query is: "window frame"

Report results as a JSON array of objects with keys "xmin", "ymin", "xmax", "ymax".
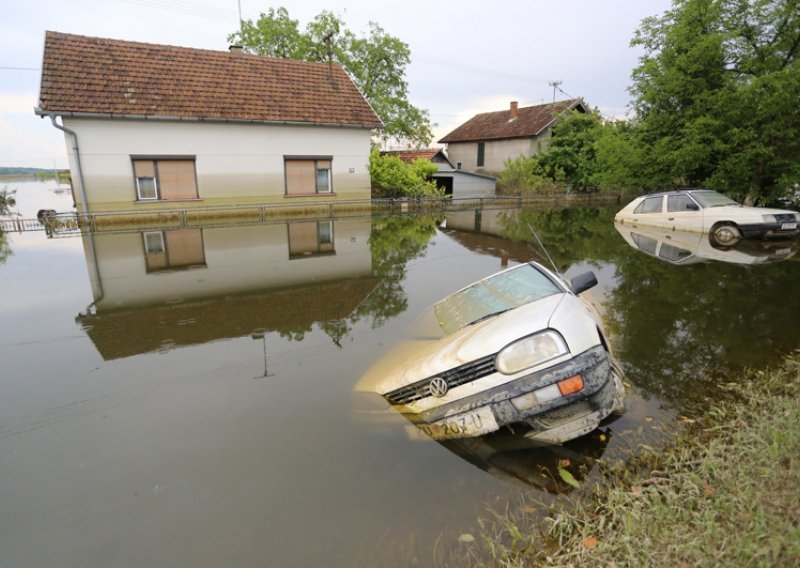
[
  {"xmin": 476, "ymin": 142, "xmax": 485, "ymax": 168},
  {"xmin": 634, "ymin": 196, "xmax": 664, "ymax": 215},
  {"xmin": 284, "ymin": 156, "xmax": 335, "ymax": 197},
  {"xmin": 131, "ymin": 156, "xmax": 199, "ymax": 202}
]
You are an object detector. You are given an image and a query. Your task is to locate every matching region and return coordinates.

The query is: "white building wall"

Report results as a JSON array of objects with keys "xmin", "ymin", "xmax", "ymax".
[
  {"xmin": 444, "ymin": 128, "xmax": 553, "ymax": 174},
  {"xmin": 63, "ymin": 118, "xmax": 373, "ymax": 211},
  {"xmin": 450, "ymin": 174, "xmax": 496, "ymax": 199}
]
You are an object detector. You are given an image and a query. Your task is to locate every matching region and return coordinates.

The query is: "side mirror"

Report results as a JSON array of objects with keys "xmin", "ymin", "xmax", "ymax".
[
  {"xmin": 570, "ymin": 271, "xmax": 598, "ymax": 295},
  {"xmin": 686, "ymin": 203, "xmax": 700, "ymax": 211}
]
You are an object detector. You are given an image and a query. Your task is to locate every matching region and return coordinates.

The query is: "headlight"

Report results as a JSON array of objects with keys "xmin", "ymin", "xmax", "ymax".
[
  {"xmin": 763, "ymin": 214, "xmax": 777, "ymax": 223},
  {"xmin": 495, "ymin": 330, "xmax": 568, "ymax": 375}
]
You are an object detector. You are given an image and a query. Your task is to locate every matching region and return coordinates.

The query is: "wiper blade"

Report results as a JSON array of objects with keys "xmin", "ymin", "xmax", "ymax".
[{"xmin": 467, "ymin": 308, "xmax": 512, "ymax": 326}]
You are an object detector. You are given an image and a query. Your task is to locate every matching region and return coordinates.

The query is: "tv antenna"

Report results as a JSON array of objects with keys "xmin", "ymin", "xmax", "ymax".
[{"xmin": 548, "ymin": 80, "xmax": 562, "ymax": 102}]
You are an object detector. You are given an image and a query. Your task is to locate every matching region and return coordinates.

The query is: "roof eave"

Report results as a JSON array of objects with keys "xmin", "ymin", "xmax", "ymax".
[{"xmin": 35, "ymin": 108, "xmax": 383, "ymax": 129}]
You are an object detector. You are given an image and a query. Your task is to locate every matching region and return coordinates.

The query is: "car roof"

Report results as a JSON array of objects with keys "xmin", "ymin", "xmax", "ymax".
[{"xmin": 641, "ymin": 188, "xmax": 714, "ymax": 198}]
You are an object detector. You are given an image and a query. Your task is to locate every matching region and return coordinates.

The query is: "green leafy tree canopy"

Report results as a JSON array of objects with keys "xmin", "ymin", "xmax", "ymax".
[
  {"xmin": 368, "ymin": 148, "xmax": 443, "ymax": 198},
  {"xmin": 229, "ymin": 8, "xmax": 434, "ymax": 146},
  {"xmin": 629, "ymin": 0, "xmax": 800, "ymax": 203}
]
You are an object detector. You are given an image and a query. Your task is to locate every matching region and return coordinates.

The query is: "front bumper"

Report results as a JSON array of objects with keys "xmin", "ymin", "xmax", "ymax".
[
  {"xmin": 402, "ymin": 345, "xmax": 623, "ymax": 444},
  {"xmin": 739, "ymin": 222, "xmax": 799, "ymax": 239}
]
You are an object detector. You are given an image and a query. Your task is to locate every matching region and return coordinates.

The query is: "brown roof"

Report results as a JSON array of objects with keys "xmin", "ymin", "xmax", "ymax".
[
  {"xmin": 380, "ymin": 149, "xmax": 452, "ymax": 165},
  {"xmin": 438, "ymin": 99, "xmax": 584, "ymax": 143},
  {"xmin": 37, "ymin": 31, "xmax": 382, "ymax": 128}
]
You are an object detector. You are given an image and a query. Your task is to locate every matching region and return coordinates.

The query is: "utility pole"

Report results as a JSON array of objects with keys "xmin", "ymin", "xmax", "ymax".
[
  {"xmin": 237, "ymin": 0, "xmax": 243, "ymax": 33},
  {"xmin": 548, "ymin": 80, "xmax": 562, "ymax": 103}
]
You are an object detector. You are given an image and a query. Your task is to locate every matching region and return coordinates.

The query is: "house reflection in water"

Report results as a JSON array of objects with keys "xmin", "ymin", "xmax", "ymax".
[{"xmin": 76, "ymin": 218, "xmax": 376, "ymax": 360}]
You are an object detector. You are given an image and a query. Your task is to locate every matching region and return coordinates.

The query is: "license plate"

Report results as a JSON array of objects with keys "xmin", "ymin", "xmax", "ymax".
[
  {"xmin": 411, "ymin": 407, "xmax": 498, "ymax": 440},
  {"xmin": 781, "ymin": 222, "xmax": 797, "ymax": 230}
]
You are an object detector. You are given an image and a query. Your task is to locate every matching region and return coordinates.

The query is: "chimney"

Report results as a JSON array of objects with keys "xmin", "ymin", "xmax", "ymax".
[
  {"xmin": 229, "ymin": 45, "xmax": 243, "ymax": 55},
  {"xmin": 509, "ymin": 101, "xmax": 518, "ymax": 120}
]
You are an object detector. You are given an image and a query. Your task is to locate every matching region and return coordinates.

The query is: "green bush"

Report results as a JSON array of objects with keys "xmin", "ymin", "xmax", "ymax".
[{"xmin": 368, "ymin": 149, "xmax": 443, "ymax": 199}]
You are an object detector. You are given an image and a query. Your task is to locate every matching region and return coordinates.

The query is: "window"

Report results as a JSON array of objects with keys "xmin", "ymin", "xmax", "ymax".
[
  {"xmin": 285, "ymin": 158, "xmax": 333, "ymax": 196},
  {"xmin": 143, "ymin": 229, "xmax": 206, "ymax": 272},
  {"xmin": 634, "ymin": 196, "xmax": 664, "ymax": 214},
  {"xmin": 668, "ymin": 194, "xmax": 698, "ymax": 212},
  {"xmin": 477, "ymin": 143, "xmax": 485, "ymax": 167},
  {"xmin": 132, "ymin": 158, "xmax": 198, "ymax": 201},
  {"xmin": 288, "ymin": 221, "xmax": 335, "ymax": 258}
]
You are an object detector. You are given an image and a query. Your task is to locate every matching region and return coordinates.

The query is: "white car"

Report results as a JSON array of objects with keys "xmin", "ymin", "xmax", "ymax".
[
  {"xmin": 615, "ymin": 189, "xmax": 800, "ymax": 246},
  {"xmin": 355, "ymin": 262, "xmax": 625, "ymax": 446}
]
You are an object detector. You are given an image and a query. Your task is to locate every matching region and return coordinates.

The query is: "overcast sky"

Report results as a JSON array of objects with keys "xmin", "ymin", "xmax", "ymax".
[{"xmin": 1, "ymin": 0, "xmax": 674, "ymax": 168}]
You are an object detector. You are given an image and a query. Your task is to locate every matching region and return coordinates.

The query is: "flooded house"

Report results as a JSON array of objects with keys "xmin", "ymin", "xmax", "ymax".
[
  {"xmin": 34, "ymin": 32, "xmax": 382, "ymax": 215},
  {"xmin": 438, "ymin": 99, "xmax": 586, "ymax": 174}
]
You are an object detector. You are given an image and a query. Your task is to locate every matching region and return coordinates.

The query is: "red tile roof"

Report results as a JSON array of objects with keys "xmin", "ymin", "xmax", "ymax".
[
  {"xmin": 37, "ymin": 31, "xmax": 382, "ymax": 128},
  {"xmin": 438, "ymin": 99, "xmax": 584, "ymax": 143},
  {"xmin": 380, "ymin": 149, "xmax": 451, "ymax": 164}
]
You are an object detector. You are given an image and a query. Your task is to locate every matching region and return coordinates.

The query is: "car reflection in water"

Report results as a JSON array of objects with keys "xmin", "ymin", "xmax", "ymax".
[
  {"xmin": 352, "ymin": 387, "xmax": 616, "ymax": 494},
  {"xmin": 614, "ymin": 223, "xmax": 799, "ymax": 266}
]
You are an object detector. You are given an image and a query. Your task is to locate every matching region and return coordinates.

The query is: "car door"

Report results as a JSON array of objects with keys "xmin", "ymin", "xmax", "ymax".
[{"xmin": 666, "ymin": 194, "xmax": 705, "ymax": 233}]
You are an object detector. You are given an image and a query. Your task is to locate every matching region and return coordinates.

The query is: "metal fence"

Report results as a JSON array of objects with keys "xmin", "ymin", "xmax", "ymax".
[{"xmin": 0, "ymin": 194, "xmax": 589, "ymax": 236}]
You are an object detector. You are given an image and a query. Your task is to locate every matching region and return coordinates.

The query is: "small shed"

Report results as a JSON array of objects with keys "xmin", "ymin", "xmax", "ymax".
[{"xmin": 381, "ymin": 148, "xmax": 496, "ymax": 198}]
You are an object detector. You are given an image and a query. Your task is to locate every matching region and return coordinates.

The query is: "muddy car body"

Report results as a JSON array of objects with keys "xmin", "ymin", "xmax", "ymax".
[
  {"xmin": 355, "ymin": 262, "xmax": 625, "ymax": 445},
  {"xmin": 615, "ymin": 189, "xmax": 800, "ymax": 246}
]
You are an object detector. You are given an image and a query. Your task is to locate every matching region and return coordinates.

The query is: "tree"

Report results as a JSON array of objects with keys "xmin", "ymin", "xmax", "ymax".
[
  {"xmin": 368, "ymin": 148, "xmax": 443, "ymax": 198},
  {"xmin": 538, "ymin": 109, "xmax": 604, "ymax": 191},
  {"xmin": 0, "ymin": 188, "xmax": 16, "ymax": 216},
  {"xmin": 629, "ymin": 0, "xmax": 800, "ymax": 204},
  {"xmin": 229, "ymin": 9, "xmax": 434, "ymax": 146}
]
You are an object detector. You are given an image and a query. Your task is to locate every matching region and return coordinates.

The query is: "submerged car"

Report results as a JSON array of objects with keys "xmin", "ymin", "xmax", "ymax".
[
  {"xmin": 615, "ymin": 189, "xmax": 800, "ymax": 246},
  {"xmin": 355, "ymin": 261, "xmax": 625, "ymax": 445}
]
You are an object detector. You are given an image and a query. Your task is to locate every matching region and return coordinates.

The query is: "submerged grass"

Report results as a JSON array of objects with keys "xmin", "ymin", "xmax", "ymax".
[{"xmin": 470, "ymin": 354, "xmax": 800, "ymax": 567}]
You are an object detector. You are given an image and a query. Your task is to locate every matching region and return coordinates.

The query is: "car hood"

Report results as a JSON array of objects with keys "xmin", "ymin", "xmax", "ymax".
[
  {"xmin": 706, "ymin": 205, "xmax": 795, "ymax": 218},
  {"xmin": 355, "ymin": 293, "xmax": 567, "ymax": 395}
]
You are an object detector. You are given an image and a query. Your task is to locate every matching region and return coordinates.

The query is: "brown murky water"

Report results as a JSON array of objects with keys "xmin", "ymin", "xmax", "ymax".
[{"xmin": 2, "ymin": 182, "xmax": 799, "ymax": 566}]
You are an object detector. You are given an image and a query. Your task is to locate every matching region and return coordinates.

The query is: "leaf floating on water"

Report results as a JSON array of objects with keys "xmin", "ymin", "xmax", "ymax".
[
  {"xmin": 644, "ymin": 416, "xmax": 654, "ymax": 423},
  {"xmin": 558, "ymin": 467, "xmax": 580, "ymax": 489},
  {"xmin": 458, "ymin": 533, "xmax": 475, "ymax": 543}
]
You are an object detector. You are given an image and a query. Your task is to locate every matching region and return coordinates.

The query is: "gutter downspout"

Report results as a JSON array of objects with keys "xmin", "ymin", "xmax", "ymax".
[
  {"xmin": 44, "ymin": 113, "xmax": 104, "ymax": 303},
  {"xmin": 46, "ymin": 113, "xmax": 89, "ymax": 216}
]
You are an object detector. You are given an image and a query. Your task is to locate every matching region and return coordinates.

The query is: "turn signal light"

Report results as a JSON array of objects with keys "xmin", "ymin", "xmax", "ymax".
[{"xmin": 557, "ymin": 375, "xmax": 584, "ymax": 396}]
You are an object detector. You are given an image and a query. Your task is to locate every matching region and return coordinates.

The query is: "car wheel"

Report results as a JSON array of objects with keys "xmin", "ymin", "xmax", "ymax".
[{"xmin": 710, "ymin": 223, "xmax": 742, "ymax": 246}]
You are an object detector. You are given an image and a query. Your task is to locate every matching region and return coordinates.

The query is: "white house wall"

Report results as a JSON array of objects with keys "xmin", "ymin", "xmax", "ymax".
[
  {"xmin": 63, "ymin": 118, "xmax": 373, "ymax": 212},
  {"xmin": 450, "ymin": 174, "xmax": 496, "ymax": 199}
]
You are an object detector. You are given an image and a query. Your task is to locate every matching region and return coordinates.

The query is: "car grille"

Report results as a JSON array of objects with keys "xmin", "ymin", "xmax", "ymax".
[
  {"xmin": 384, "ymin": 354, "xmax": 497, "ymax": 405},
  {"xmin": 536, "ymin": 400, "xmax": 593, "ymax": 427},
  {"xmin": 775, "ymin": 213, "xmax": 796, "ymax": 223}
]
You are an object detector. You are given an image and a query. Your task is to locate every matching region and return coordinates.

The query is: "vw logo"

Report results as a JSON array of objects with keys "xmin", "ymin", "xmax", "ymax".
[{"xmin": 428, "ymin": 377, "xmax": 449, "ymax": 398}]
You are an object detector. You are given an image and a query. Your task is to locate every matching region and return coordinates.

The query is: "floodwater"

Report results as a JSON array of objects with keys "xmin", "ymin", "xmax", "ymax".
[{"xmin": 2, "ymin": 181, "xmax": 800, "ymax": 567}]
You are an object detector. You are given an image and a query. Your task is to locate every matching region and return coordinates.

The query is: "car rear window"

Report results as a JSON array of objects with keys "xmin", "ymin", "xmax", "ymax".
[{"xmin": 434, "ymin": 264, "xmax": 562, "ymax": 334}]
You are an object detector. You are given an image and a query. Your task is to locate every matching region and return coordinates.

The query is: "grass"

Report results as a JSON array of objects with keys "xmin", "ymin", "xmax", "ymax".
[{"xmin": 469, "ymin": 353, "xmax": 800, "ymax": 567}]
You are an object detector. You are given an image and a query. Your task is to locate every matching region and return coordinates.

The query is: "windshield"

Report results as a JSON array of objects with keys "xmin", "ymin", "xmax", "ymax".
[
  {"xmin": 434, "ymin": 264, "xmax": 562, "ymax": 334},
  {"xmin": 691, "ymin": 191, "xmax": 739, "ymax": 208}
]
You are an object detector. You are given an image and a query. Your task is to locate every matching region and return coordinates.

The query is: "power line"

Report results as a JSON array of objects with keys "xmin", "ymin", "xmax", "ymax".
[{"xmin": 0, "ymin": 66, "xmax": 40, "ymax": 71}]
